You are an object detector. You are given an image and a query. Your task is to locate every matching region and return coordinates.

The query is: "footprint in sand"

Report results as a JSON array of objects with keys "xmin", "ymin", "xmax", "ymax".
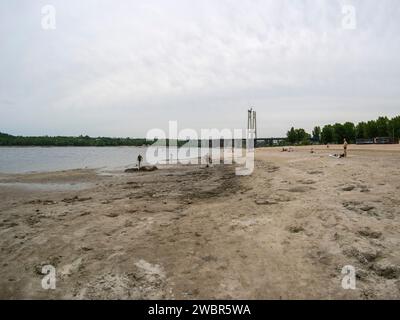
[
  {"xmin": 266, "ymin": 166, "xmax": 280, "ymax": 173},
  {"xmin": 286, "ymin": 225, "xmax": 305, "ymax": 233},
  {"xmin": 372, "ymin": 259, "xmax": 400, "ymax": 279},
  {"xmin": 357, "ymin": 228, "xmax": 382, "ymax": 239},
  {"xmin": 342, "ymin": 201, "xmax": 377, "ymax": 216},
  {"xmin": 296, "ymin": 179, "xmax": 316, "ymax": 185},
  {"xmin": 342, "ymin": 244, "xmax": 381, "ymax": 266},
  {"xmin": 340, "ymin": 184, "xmax": 370, "ymax": 192}
]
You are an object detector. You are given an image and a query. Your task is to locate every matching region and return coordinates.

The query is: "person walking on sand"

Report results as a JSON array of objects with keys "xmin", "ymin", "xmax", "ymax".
[
  {"xmin": 204, "ymin": 153, "xmax": 212, "ymax": 167},
  {"xmin": 137, "ymin": 154, "xmax": 143, "ymax": 170},
  {"xmin": 343, "ymin": 139, "xmax": 348, "ymax": 157}
]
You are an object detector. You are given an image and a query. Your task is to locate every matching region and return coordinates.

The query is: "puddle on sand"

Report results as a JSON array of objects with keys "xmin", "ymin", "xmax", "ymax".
[{"xmin": 0, "ymin": 182, "xmax": 94, "ymax": 191}]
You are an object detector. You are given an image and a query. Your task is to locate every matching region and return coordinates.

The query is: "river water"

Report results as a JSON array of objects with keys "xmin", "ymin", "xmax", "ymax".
[
  {"xmin": 0, "ymin": 146, "xmax": 241, "ymax": 174},
  {"xmin": 0, "ymin": 146, "xmax": 150, "ymax": 174}
]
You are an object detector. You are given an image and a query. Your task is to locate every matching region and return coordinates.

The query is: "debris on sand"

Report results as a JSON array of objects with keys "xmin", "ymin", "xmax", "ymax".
[
  {"xmin": 81, "ymin": 246, "xmax": 93, "ymax": 251},
  {"xmin": 307, "ymin": 170, "xmax": 323, "ymax": 175},
  {"xmin": 329, "ymin": 153, "xmax": 345, "ymax": 159},
  {"xmin": 287, "ymin": 186, "xmax": 314, "ymax": 193},
  {"xmin": 255, "ymin": 199, "xmax": 278, "ymax": 205},
  {"xmin": 287, "ymin": 225, "xmax": 305, "ymax": 233},
  {"xmin": 26, "ymin": 199, "xmax": 57, "ymax": 205},
  {"xmin": 125, "ymin": 166, "xmax": 158, "ymax": 173},
  {"xmin": 62, "ymin": 196, "xmax": 92, "ymax": 203},
  {"xmin": 141, "ymin": 166, "xmax": 158, "ymax": 172},
  {"xmin": 105, "ymin": 212, "xmax": 119, "ymax": 218},
  {"xmin": 342, "ymin": 185, "xmax": 355, "ymax": 191}
]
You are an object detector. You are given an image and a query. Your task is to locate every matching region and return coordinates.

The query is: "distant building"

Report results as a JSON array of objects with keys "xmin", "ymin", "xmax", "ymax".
[
  {"xmin": 356, "ymin": 138, "xmax": 374, "ymax": 145},
  {"xmin": 374, "ymin": 137, "xmax": 397, "ymax": 144},
  {"xmin": 255, "ymin": 138, "xmax": 286, "ymax": 148},
  {"xmin": 356, "ymin": 137, "xmax": 399, "ymax": 145}
]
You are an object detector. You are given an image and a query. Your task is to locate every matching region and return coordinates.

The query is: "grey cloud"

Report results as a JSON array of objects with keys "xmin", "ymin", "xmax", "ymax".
[{"xmin": 0, "ymin": 0, "xmax": 399, "ymax": 137}]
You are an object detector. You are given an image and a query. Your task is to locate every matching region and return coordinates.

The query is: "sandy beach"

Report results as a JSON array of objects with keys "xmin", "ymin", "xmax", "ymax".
[{"xmin": 1, "ymin": 144, "xmax": 400, "ymax": 299}]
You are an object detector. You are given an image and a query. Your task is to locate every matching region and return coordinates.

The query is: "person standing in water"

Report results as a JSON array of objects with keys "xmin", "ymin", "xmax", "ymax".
[
  {"xmin": 137, "ymin": 154, "xmax": 143, "ymax": 170},
  {"xmin": 343, "ymin": 139, "xmax": 348, "ymax": 157}
]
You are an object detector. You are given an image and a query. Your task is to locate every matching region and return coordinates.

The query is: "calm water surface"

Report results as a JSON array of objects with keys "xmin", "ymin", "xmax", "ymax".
[
  {"xmin": 0, "ymin": 146, "xmax": 228, "ymax": 174},
  {"xmin": 0, "ymin": 147, "xmax": 149, "ymax": 174}
]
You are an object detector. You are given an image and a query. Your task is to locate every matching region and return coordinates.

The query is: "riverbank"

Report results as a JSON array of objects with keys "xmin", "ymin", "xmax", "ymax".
[{"xmin": 1, "ymin": 145, "xmax": 400, "ymax": 299}]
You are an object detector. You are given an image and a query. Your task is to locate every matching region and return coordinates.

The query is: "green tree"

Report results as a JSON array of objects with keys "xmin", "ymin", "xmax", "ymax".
[
  {"xmin": 343, "ymin": 122, "xmax": 356, "ymax": 143},
  {"xmin": 376, "ymin": 116, "xmax": 389, "ymax": 137},
  {"xmin": 365, "ymin": 120, "xmax": 378, "ymax": 139},
  {"xmin": 312, "ymin": 126, "xmax": 321, "ymax": 143},
  {"xmin": 295, "ymin": 128, "xmax": 310, "ymax": 143},
  {"xmin": 390, "ymin": 116, "xmax": 400, "ymax": 139},
  {"xmin": 356, "ymin": 122, "xmax": 367, "ymax": 139},
  {"xmin": 0, "ymin": 133, "xmax": 156, "ymax": 147},
  {"xmin": 287, "ymin": 127, "xmax": 297, "ymax": 144},
  {"xmin": 332, "ymin": 123, "xmax": 345, "ymax": 144},
  {"xmin": 321, "ymin": 125, "xmax": 334, "ymax": 144}
]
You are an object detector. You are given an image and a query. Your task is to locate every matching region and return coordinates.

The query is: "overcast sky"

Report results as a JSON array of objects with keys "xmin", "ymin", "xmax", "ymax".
[{"xmin": 0, "ymin": 0, "xmax": 399, "ymax": 138}]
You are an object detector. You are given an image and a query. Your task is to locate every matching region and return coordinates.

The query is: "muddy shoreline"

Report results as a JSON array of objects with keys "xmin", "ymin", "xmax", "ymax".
[{"xmin": 1, "ymin": 145, "xmax": 400, "ymax": 299}]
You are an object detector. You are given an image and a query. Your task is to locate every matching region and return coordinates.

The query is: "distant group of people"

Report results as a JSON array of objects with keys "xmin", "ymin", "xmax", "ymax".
[
  {"xmin": 282, "ymin": 139, "xmax": 349, "ymax": 158},
  {"xmin": 135, "ymin": 139, "xmax": 349, "ymax": 169}
]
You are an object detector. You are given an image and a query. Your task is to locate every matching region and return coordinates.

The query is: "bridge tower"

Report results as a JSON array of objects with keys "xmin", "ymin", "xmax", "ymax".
[{"xmin": 247, "ymin": 107, "xmax": 257, "ymax": 139}]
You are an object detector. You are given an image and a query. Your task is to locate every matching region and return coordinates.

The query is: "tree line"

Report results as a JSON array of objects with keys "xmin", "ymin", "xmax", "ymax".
[
  {"xmin": 286, "ymin": 115, "xmax": 400, "ymax": 144},
  {"xmin": 0, "ymin": 133, "xmax": 155, "ymax": 147},
  {"xmin": 0, "ymin": 132, "xmax": 195, "ymax": 147}
]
